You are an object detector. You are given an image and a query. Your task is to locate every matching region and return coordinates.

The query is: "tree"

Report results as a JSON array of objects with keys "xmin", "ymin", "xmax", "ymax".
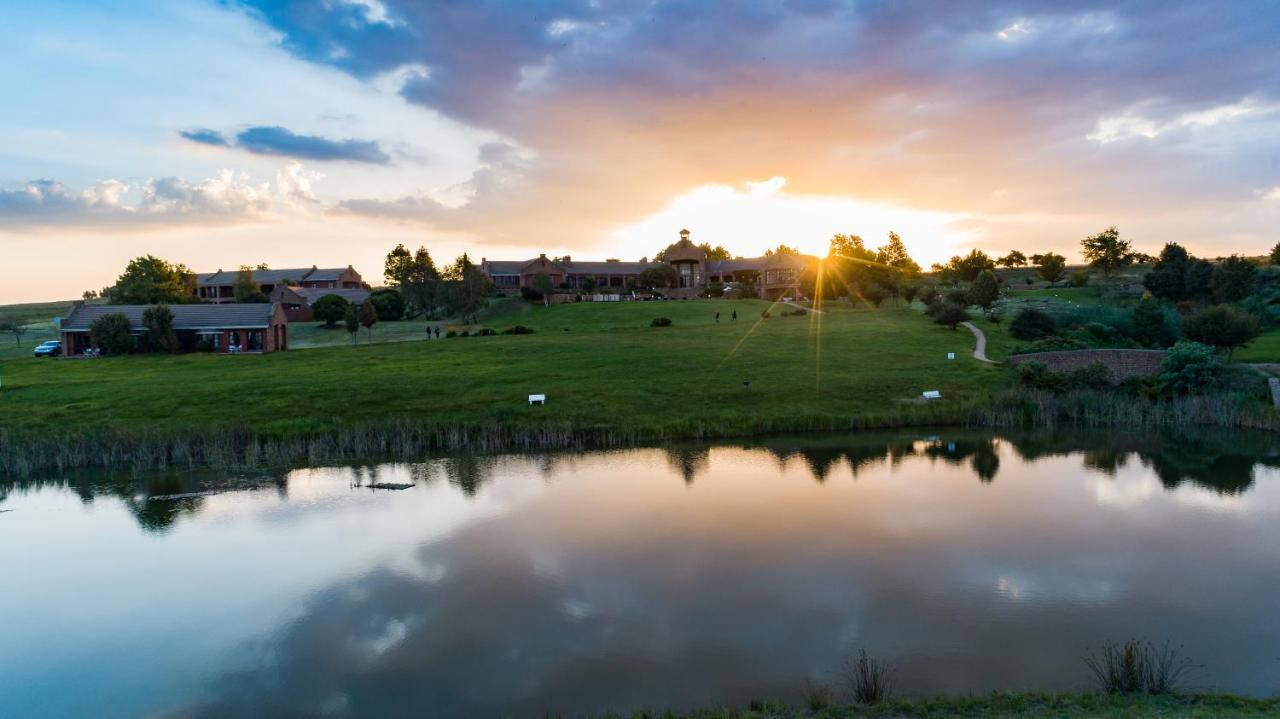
[
  {"xmin": 1143, "ymin": 243, "xmax": 1190, "ymax": 301},
  {"xmin": 1270, "ymin": 242, "xmax": 1280, "ymax": 266},
  {"xmin": 81, "ymin": 290, "xmax": 98, "ymax": 301},
  {"xmin": 698, "ymin": 243, "xmax": 731, "ymax": 260},
  {"xmin": 233, "ymin": 266, "xmax": 269, "ymax": 303},
  {"xmin": 385, "ymin": 244, "xmax": 440, "ymax": 318},
  {"xmin": 311, "ymin": 294, "xmax": 349, "ymax": 327},
  {"xmin": 1080, "ymin": 226, "xmax": 1134, "ymax": 279},
  {"xmin": 1159, "ymin": 341, "xmax": 1224, "ymax": 394},
  {"xmin": 343, "ymin": 302, "xmax": 360, "ymax": 343},
  {"xmin": 359, "ymin": 299, "xmax": 378, "ymax": 338},
  {"xmin": 945, "ymin": 250, "xmax": 996, "ymax": 282},
  {"xmin": 440, "ymin": 253, "xmax": 491, "ymax": 323},
  {"xmin": 142, "ymin": 304, "xmax": 179, "ymax": 353},
  {"xmin": 1184, "ymin": 257, "xmax": 1214, "ymax": 300},
  {"xmin": 1130, "ymin": 295, "xmax": 1171, "ymax": 348},
  {"xmin": 638, "ymin": 264, "xmax": 678, "ymax": 290},
  {"xmin": 111, "ymin": 255, "xmax": 194, "ymax": 305},
  {"xmin": 968, "ymin": 270, "xmax": 1000, "ymax": 311},
  {"xmin": 875, "ymin": 231, "xmax": 922, "ymax": 278},
  {"xmin": 368, "ymin": 289, "xmax": 406, "ymax": 320},
  {"xmin": 997, "ymin": 250, "xmax": 1027, "ymax": 268},
  {"xmin": 1010, "ymin": 308, "xmax": 1055, "ymax": 340},
  {"xmin": 1033, "ymin": 252, "xmax": 1067, "ymax": 285},
  {"xmin": 1181, "ymin": 304, "xmax": 1258, "ymax": 356},
  {"xmin": 1, "ymin": 320, "xmax": 29, "ymax": 346},
  {"xmin": 532, "ymin": 272, "xmax": 554, "ymax": 306},
  {"xmin": 1210, "ymin": 255, "xmax": 1257, "ymax": 303},
  {"xmin": 90, "ymin": 312, "xmax": 134, "ymax": 354},
  {"xmin": 764, "ymin": 244, "xmax": 801, "ymax": 257},
  {"xmin": 862, "ymin": 283, "xmax": 887, "ymax": 308},
  {"xmin": 931, "ymin": 302, "xmax": 970, "ymax": 330}
]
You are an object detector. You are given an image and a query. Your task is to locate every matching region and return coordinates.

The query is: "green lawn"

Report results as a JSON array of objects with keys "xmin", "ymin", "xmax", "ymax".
[
  {"xmin": 0, "ymin": 300, "xmax": 1006, "ymax": 462},
  {"xmin": 1234, "ymin": 327, "xmax": 1280, "ymax": 363}
]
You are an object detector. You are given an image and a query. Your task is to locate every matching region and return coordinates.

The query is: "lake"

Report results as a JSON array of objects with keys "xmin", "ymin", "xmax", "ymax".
[{"xmin": 3, "ymin": 429, "xmax": 1279, "ymax": 717}]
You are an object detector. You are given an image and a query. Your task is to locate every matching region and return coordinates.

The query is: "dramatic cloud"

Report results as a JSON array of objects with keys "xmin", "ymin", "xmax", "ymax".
[
  {"xmin": 0, "ymin": 168, "xmax": 312, "ymax": 229},
  {"xmin": 235, "ymin": 125, "xmax": 391, "ymax": 164},
  {"xmin": 235, "ymin": 0, "xmax": 1280, "ymax": 258},
  {"xmin": 179, "ymin": 128, "xmax": 230, "ymax": 147}
]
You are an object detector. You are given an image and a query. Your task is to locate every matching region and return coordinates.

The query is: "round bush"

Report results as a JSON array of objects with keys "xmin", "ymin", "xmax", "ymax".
[
  {"xmin": 651, "ymin": 317, "xmax": 673, "ymax": 327},
  {"xmin": 1009, "ymin": 308, "xmax": 1055, "ymax": 340}
]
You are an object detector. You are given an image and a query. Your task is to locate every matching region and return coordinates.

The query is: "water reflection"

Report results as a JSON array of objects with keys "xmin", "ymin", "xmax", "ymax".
[{"xmin": 3, "ymin": 429, "xmax": 1279, "ymax": 718}]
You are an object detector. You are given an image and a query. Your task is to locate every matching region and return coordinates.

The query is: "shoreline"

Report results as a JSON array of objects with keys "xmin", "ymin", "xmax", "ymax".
[{"xmin": 4, "ymin": 390, "xmax": 1276, "ymax": 477}]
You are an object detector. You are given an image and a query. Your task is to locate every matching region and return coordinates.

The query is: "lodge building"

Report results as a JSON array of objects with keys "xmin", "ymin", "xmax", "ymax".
[
  {"xmin": 59, "ymin": 303, "xmax": 289, "ymax": 355},
  {"xmin": 195, "ymin": 266, "xmax": 363, "ymax": 303},
  {"xmin": 480, "ymin": 230, "xmax": 813, "ymax": 300}
]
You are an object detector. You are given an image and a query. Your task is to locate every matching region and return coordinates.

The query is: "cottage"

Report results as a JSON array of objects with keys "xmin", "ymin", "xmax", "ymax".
[
  {"xmin": 59, "ymin": 303, "xmax": 288, "ymax": 355},
  {"xmin": 269, "ymin": 285, "xmax": 371, "ymax": 322},
  {"xmin": 195, "ymin": 265, "xmax": 363, "ymax": 303}
]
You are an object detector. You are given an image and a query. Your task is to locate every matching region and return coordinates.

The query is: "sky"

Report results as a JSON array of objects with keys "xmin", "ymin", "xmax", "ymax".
[{"xmin": 3, "ymin": 0, "xmax": 1280, "ymax": 303}]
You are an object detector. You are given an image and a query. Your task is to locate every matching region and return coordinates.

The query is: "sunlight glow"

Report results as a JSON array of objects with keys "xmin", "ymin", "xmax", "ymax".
[{"xmin": 607, "ymin": 177, "xmax": 975, "ymax": 263}]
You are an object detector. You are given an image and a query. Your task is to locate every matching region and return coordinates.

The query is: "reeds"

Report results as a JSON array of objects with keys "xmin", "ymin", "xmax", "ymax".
[
  {"xmin": 841, "ymin": 649, "xmax": 894, "ymax": 705},
  {"xmin": 1083, "ymin": 639, "xmax": 1196, "ymax": 695}
]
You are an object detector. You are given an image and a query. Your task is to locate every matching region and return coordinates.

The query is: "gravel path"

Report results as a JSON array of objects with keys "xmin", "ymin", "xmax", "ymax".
[{"xmin": 961, "ymin": 321, "xmax": 996, "ymax": 363}]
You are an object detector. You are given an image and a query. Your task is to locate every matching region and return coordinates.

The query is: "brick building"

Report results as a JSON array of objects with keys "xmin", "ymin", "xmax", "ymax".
[
  {"xmin": 195, "ymin": 266, "xmax": 363, "ymax": 303},
  {"xmin": 480, "ymin": 230, "xmax": 815, "ymax": 300},
  {"xmin": 59, "ymin": 303, "xmax": 288, "ymax": 355}
]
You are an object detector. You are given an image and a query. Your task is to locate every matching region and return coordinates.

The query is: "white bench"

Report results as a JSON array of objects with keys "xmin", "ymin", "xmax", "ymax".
[
  {"xmin": 922, "ymin": 390, "xmax": 942, "ymax": 400},
  {"xmin": 528, "ymin": 394, "xmax": 546, "ymax": 405}
]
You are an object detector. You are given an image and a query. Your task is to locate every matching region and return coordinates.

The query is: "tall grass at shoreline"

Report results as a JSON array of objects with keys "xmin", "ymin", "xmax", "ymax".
[{"xmin": 2, "ymin": 388, "xmax": 1275, "ymax": 476}]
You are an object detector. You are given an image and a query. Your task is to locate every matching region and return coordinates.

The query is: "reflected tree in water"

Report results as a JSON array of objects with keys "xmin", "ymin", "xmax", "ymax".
[{"xmin": 665, "ymin": 448, "xmax": 710, "ymax": 485}]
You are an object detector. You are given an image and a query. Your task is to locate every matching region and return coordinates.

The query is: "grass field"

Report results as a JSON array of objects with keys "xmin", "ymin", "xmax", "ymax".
[
  {"xmin": 0, "ymin": 300, "xmax": 74, "ymax": 361},
  {"xmin": 628, "ymin": 693, "xmax": 1280, "ymax": 718},
  {"xmin": 0, "ymin": 299, "xmax": 1010, "ymax": 472}
]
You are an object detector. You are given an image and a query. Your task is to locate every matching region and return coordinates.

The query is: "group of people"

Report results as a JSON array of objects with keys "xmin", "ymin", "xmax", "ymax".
[
  {"xmin": 714, "ymin": 310, "xmax": 738, "ymax": 323},
  {"xmin": 424, "ymin": 325, "xmax": 442, "ymax": 339}
]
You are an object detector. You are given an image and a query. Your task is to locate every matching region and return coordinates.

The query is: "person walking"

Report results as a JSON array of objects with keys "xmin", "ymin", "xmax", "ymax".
[
  {"xmin": 731, "ymin": 309, "xmax": 737, "ymax": 321},
  {"xmin": 715, "ymin": 311, "xmax": 720, "ymax": 323}
]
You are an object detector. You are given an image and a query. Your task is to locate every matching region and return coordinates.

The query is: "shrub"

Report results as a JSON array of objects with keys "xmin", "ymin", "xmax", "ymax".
[
  {"xmin": 650, "ymin": 317, "xmax": 673, "ymax": 327},
  {"xmin": 969, "ymin": 270, "xmax": 1000, "ymax": 310},
  {"xmin": 501, "ymin": 325, "xmax": 535, "ymax": 335},
  {"xmin": 1017, "ymin": 361, "xmax": 1060, "ymax": 391},
  {"xmin": 1065, "ymin": 361, "xmax": 1112, "ymax": 390},
  {"xmin": 1182, "ymin": 304, "xmax": 1259, "ymax": 355},
  {"xmin": 311, "ymin": 294, "xmax": 349, "ymax": 327},
  {"xmin": 1010, "ymin": 308, "xmax": 1056, "ymax": 340},
  {"xmin": 89, "ymin": 313, "xmax": 134, "ymax": 354},
  {"xmin": 475, "ymin": 327, "xmax": 497, "ymax": 336},
  {"xmin": 1011, "ymin": 336, "xmax": 1088, "ymax": 354},
  {"xmin": 195, "ymin": 339, "xmax": 215, "ymax": 353},
  {"xmin": 519, "ymin": 286, "xmax": 543, "ymax": 302},
  {"xmin": 1130, "ymin": 296, "xmax": 1174, "ymax": 348},
  {"xmin": 919, "ymin": 286, "xmax": 940, "ymax": 307},
  {"xmin": 445, "ymin": 329, "xmax": 457, "ymax": 338},
  {"xmin": 1159, "ymin": 340, "xmax": 1224, "ymax": 394},
  {"xmin": 368, "ymin": 288, "xmax": 406, "ymax": 321},
  {"xmin": 1067, "ymin": 269, "xmax": 1090, "ymax": 287},
  {"xmin": 931, "ymin": 302, "xmax": 969, "ymax": 329},
  {"xmin": 760, "ymin": 311, "xmax": 771, "ymax": 319}
]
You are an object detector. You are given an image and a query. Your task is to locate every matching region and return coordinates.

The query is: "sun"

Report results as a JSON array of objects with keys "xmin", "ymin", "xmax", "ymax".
[{"xmin": 608, "ymin": 177, "xmax": 975, "ymax": 264}]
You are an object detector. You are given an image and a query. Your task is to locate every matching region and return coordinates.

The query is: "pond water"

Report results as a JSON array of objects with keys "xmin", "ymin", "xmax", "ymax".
[{"xmin": 3, "ymin": 429, "xmax": 1280, "ymax": 717}]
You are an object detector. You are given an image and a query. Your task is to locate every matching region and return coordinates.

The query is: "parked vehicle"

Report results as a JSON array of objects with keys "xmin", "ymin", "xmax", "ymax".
[{"xmin": 33, "ymin": 340, "xmax": 62, "ymax": 357}]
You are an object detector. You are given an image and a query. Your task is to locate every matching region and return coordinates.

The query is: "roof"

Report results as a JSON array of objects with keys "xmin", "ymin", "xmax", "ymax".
[
  {"xmin": 561, "ymin": 260, "xmax": 659, "ymax": 274},
  {"xmin": 290, "ymin": 286, "xmax": 370, "ymax": 304},
  {"xmin": 482, "ymin": 260, "xmax": 532, "ymax": 275},
  {"xmin": 195, "ymin": 266, "xmax": 355, "ymax": 286},
  {"xmin": 708, "ymin": 254, "xmax": 814, "ymax": 273},
  {"xmin": 61, "ymin": 303, "xmax": 280, "ymax": 332}
]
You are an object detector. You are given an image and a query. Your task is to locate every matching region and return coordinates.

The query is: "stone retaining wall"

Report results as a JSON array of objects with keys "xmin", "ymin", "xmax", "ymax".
[{"xmin": 1007, "ymin": 349, "xmax": 1167, "ymax": 383}]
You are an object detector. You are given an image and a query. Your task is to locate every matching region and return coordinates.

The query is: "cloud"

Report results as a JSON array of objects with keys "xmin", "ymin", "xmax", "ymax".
[
  {"xmin": 0, "ymin": 166, "xmax": 318, "ymax": 229},
  {"xmin": 1260, "ymin": 187, "xmax": 1280, "ymax": 201},
  {"xmin": 1088, "ymin": 98, "xmax": 1277, "ymax": 144},
  {"xmin": 179, "ymin": 128, "xmax": 230, "ymax": 147},
  {"xmin": 235, "ymin": 125, "xmax": 391, "ymax": 164}
]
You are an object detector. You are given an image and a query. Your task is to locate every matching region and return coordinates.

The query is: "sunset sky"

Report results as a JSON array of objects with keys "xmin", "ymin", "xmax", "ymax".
[{"xmin": 4, "ymin": 1, "xmax": 1280, "ymax": 303}]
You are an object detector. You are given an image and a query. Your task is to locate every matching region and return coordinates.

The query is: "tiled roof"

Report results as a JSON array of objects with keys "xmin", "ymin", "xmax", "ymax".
[
  {"xmin": 196, "ymin": 266, "xmax": 351, "ymax": 286},
  {"xmin": 562, "ymin": 261, "xmax": 658, "ymax": 274},
  {"xmin": 291, "ymin": 286, "xmax": 370, "ymax": 304},
  {"xmin": 61, "ymin": 303, "xmax": 279, "ymax": 332},
  {"xmin": 482, "ymin": 260, "xmax": 531, "ymax": 275}
]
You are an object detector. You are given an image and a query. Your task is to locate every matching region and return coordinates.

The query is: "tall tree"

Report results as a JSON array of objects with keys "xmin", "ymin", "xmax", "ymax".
[
  {"xmin": 1080, "ymin": 226, "xmax": 1134, "ymax": 279},
  {"xmin": 764, "ymin": 244, "xmax": 802, "ymax": 257},
  {"xmin": 359, "ymin": 299, "xmax": 378, "ymax": 338},
  {"xmin": 385, "ymin": 244, "xmax": 441, "ymax": 318},
  {"xmin": 875, "ymin": 232, "xmax": 922, "ymax": 277},
  {"xmin": 1143, "ymin": 243, "xmax": 1190, "ymax": 301},
  {"xmin": 638, "ymin": 265, "xmax": 678, "ymax": 290},
  {"xmin": 441, "ymin": 253, "xmax": 491, "ymax": 323},
  {"xmin": 142, "ymin": 304, "xmax": 179, "ymax": 353},
  {"xmin": 996, "ymin": 250, "xmax": 1027, "ymax": 268},
  {"xmin": 532, "ymin": 272, "xmax": 554, "ymax": 306},
  {"xmin": 111, "ymin": 255, "xmax": 195, "ymax": 305},
  {"xmin": 311, "ymin": 294, "xmax": 349, "ymax": 327},
  {"xmin": 698, "ymin": 242, "xmax": 731, "ymax": 261},
  {"xmin": 343, "ymin": 302, "xmax": 360, "ymax": 343},
  {"xmin": 1210, "ymin": 255, "xmax": 1257, "ymax": 303},
  {"xmin": 1033, "ymin": 252, "xmax": 1067, "ymax": 285},
  {"xmin": 944, "ymin": 250, "xmax": 996, "ymax": 282},
  {"xmin": 233, "ymin": 266, "xmax": 269, "ymax": 303},
  {"xmin": 968, "ymin": 270, "xmax": 1000, "ymax": 311},
  {"xmin": 1270, "ymin": 242, "xmax": 1280, "ymax": 266}
]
